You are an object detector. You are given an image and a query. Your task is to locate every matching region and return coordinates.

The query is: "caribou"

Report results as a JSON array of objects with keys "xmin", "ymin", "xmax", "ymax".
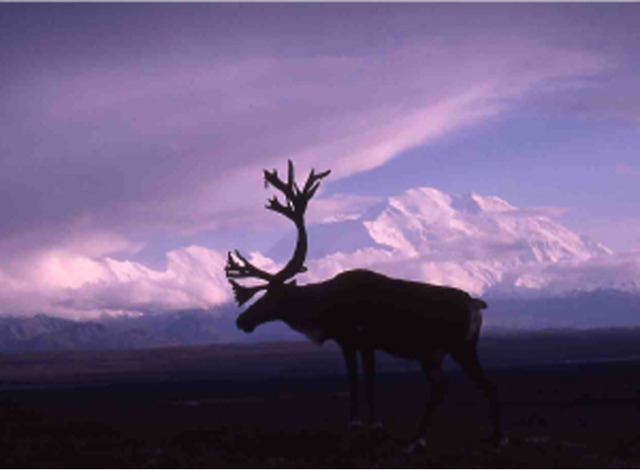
[{"xmin": 225, "ymin": 161, "xmax": 505, "ymax": 450}]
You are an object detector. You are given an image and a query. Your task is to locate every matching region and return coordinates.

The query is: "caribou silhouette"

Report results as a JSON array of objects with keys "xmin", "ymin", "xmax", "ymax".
[{"xmin": 225, "ymin": 161, "xmax": 505, "ymax": 450}]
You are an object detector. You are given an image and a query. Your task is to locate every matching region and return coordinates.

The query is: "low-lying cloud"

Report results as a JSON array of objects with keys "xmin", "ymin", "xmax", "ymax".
[{"xmin": 0, "ymin": 246, "xmax": 231, "ymax": 318}]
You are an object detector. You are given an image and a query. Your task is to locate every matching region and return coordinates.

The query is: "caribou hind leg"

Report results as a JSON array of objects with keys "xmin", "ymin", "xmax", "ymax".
[
  {"xmin": 450, "ymin": 337, "xmax": 506, "ymax": 446},
  {"xmin": 406, "ymin": 350, "xmax": 447, "ymax": 453}
]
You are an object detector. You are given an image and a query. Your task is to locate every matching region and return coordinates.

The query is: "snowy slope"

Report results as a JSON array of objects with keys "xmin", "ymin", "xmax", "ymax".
[
  {"xmin": 267, "ymin": 187, "xmax": 638, "ymax": 296},
  {"xmin": 364, "ymin": 188, "xmax": 609, "ymax": 263}
]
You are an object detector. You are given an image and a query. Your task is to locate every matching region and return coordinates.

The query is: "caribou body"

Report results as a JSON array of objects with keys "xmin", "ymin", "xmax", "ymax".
[
  {"xmin": 237, "ymin": 268, "xmax": 485, "ymax": 355},
  {"xmin": 226, "ymin": 161, "xmax": 504, "ymax": 449}
]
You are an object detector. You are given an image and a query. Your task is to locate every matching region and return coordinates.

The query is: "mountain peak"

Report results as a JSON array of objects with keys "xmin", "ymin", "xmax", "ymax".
[
  {"xmin": 452, "ymin": 192, "xmax": 515, "ymax": 214},
  {"xmin": 269, "ymin": 185, "xmax": 631, "ymax": 297},
  {"xmin": 381, "ymin": 187, "xmax": 516, "ymax": 221},
  {"xmin": 386, "ymin": 187, "xmax": 454, "ymax": 220}
]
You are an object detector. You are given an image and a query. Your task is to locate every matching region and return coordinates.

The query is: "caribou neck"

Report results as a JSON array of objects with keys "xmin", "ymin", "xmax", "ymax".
[{"xmin": 279, "ymin": 283, "xmax": 332, "ymax": 345}]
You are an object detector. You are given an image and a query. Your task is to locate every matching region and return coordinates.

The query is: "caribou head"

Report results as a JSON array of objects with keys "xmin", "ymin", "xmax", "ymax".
[{"xmin": 225, "ymin": 160, "xmax": 329, "ymax": 333}]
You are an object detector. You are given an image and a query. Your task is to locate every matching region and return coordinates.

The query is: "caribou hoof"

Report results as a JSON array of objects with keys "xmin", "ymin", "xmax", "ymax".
[
  {"xmin": 369, "ymin": 420, "xmax": 386, "ymax": 439},
  {"xmin": 487, "ymin": 428, "xmax": 509, "ymax": 449},
  {"xmin": 494, "ymin": 433, "xmax": 509, "ymax": 449},
  {"xmin": 348, "ymin": 420, "xmax": 364, "ymax": 431},
  {"xmin": 370, "ymin": 420, "xmax": 384, "ymax": 432},
  {"xmin": 404, "ymin": 437, "xmax": 427, "ymax": 455}
]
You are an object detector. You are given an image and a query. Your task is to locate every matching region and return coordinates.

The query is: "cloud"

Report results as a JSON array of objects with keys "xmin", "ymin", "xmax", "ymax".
[
  {"xmin": 508, "ymin": 207, "xmax": 568, "ymax": 218},
  {"xmin": 528, "ymin": 73, "xmax": 640, "ymax": 124},
  {"xmin": 577, "ymin": 218, "xmax": 640, "ymax": 253},
  {"xmin": 510, "ymin": 251, "xmax": 640, "ymax": 293},
  {"xmin": 307, "ymin": 194, "xmax": 383, "ymax": 224},
  {"xmin": 0, "ymin": 246, "xmax": 232, "ymax": 319},
  {"xmin": 616, "ymin": 165, "xmax": 640, "ymax": 177},
  {"xmin": 0, "ymin": 32, "xmax": 608, "ymax": 253}
]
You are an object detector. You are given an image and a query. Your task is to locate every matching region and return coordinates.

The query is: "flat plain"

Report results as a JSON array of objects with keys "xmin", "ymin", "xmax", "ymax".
[{"xmin": 1, "ymin": 333, "xmax": 640, "ymax": 468}]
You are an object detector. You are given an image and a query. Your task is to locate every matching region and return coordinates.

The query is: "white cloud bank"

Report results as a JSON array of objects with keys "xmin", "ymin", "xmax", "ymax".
[{"xmin": 0, "ymin": 246, "xmax": 231, "ymax": 319}]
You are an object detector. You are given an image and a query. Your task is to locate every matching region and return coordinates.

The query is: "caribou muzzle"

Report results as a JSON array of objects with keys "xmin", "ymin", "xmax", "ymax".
[{"xmin": 236, "ymin": 316, "xmax": 255, "ymax": 333}]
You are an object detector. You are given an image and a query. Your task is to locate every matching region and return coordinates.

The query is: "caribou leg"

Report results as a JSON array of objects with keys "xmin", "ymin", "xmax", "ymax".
[
  {"xmin": 361, "ymin": 347, "xmax": 381, "ymax": 429},
  {"xmin": 341, "ymin": 344, "xmax": 361, "ymax": 428},
  {"xmin": 406, "ymin": 350, "xmax": 447, "ymax": 453},
  {"xmin": 450, "ymin": 339, "xmax": 506, "ymax": 446}
]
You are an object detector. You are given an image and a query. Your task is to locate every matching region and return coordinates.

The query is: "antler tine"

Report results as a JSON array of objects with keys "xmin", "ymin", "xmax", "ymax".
[
  {"xmin": 228, "ymin": 279, "xmax": 269, "ymax": 306},
  {"xmin": 264, "ymin": 161, "xmax": 331, "ymax": 222},
  {"xmin": 292, "ymin": 167, "xmax": 331, "ymax": 214},
  {"xmin": 225, "ymin": 250, "xmax": 275, "ymax": 282},
  {"xmin": 301, "ymin": 168, "xmax": 331, "ymax": 199},
  {"xmin": 264, "ymin": 166, "xmax": 295, "ymax": 201},
  {"xmin": 266, "ymin": 196, "xmax": 295, "ymax": 220},
  {"xmin": 287, "ymin": 160, "xmax": 295, "ymax": 193}
]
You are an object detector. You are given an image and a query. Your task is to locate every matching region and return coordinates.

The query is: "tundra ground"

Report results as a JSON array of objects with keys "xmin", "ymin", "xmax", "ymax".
[{"xmin": 0, "ymin": 340, "xmax": 639, "ymax": 467}]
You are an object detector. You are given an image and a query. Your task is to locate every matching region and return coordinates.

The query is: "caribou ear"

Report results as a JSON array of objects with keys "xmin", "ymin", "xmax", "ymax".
[{"xmin": 229, "ymin": 280, "xmax": 265, "ymax": 306}]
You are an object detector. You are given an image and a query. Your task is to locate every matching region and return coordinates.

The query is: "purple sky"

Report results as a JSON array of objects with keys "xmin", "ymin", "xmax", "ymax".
[{"xmin": 1, "ymin": 4, "xmax": 640, "ymax": 318}]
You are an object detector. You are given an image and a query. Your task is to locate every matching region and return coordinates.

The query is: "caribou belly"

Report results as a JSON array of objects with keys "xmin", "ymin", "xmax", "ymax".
[
  {"xmin": 358, "ymin": 315, "xmax": 472, "ymax": 359},
  {"xmin": 285, "ymin": 319, "xmax": 329, "ymax": 345}
]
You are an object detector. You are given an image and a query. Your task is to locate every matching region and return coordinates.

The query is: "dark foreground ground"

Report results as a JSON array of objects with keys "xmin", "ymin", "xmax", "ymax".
[{"xmin": 1, "ymin": 336, "xmax": 640, "ymax": 467}]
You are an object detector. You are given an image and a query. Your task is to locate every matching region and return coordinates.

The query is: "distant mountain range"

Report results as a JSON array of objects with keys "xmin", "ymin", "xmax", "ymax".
[
  {"xmin": 0, "ymin": 309, "xmax": 235, "ymax": 354},
  {"xmin": 0, "ymin": 288, "xmax": 639, "ymax": 353}
]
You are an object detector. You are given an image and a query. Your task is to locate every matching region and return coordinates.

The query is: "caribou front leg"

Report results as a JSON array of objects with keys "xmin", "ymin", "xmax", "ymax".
[
  {"xmin": 361, "ymin": 347, "xmax": 382, "ymax": 431},
  {"xmin": 341, "ymin": 344, "xmax": 361, "ymax": 429}
]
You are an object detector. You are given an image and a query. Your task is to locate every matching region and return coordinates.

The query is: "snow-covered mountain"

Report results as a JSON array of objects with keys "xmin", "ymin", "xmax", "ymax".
[{"xmin": 268, "ymin": 187, "xmax": 639, "ymax": 297}]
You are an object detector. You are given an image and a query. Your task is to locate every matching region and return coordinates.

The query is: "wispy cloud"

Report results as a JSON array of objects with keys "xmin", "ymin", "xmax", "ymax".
[
  {"xmin": 616, "ymin": 165, "xmax": 640, "ymax": 176},
  {"xmin": 308, "ymin": 194, "xmax": 383, "ymax": 224}
]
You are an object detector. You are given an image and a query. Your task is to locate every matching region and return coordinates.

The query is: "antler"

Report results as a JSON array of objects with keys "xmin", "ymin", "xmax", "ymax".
[{"xmin": 225, "ymin": 160, "xmax": 330, "ymax": 305}]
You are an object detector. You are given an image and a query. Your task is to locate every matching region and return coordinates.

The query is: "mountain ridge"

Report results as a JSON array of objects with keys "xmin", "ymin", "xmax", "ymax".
[{"xmin": 1, "ymin": 287, "xmax": 639, "ymax": 353}]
